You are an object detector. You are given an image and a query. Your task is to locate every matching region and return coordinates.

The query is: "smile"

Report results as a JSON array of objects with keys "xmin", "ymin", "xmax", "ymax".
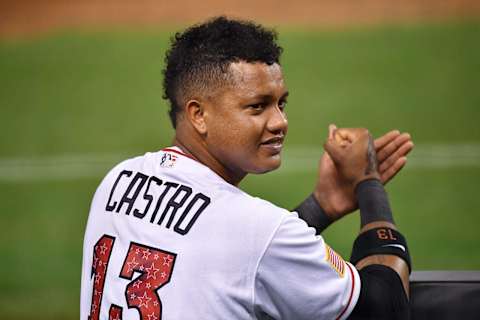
[{"xmin": 260, "ymin": 136, "xmax": 284, "ymax": 153}]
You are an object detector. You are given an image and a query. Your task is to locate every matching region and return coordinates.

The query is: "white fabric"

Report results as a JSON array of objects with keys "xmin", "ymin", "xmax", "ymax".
[{"xmin": 80, "ymin": 147, "xmax": 360, "ymax": 319}]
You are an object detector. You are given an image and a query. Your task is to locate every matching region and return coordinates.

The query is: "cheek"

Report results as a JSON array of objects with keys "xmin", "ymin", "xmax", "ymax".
[{"xmin": 220, "ymin": 116, "xmax": 262, "ymax": 148}]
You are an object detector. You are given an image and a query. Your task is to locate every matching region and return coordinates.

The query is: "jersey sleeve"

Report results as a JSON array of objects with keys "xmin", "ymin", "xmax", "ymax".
[{"xmin": 253, "ymin": 212, "xmax": 361, "ymax": 320}]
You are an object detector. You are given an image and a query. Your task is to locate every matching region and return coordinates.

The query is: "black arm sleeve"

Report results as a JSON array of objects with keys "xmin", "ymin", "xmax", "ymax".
[
  {"xmin": 348, "ymin": 265, "xmax": 410, "ymax": 320},
  {"xmin": 293, "ymin": 194, "xmax": 332, "ymax": 234}
]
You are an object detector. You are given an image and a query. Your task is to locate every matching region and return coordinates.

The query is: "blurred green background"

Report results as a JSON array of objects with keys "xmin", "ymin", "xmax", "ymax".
[{"xmin": 1, "ymin": 19, "xmax": 479, "ymax": 319}]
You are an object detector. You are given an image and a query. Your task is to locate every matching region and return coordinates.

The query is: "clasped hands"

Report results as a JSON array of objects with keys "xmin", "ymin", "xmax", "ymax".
[{"xmin": 314, "ymin": 124, "xmax": 414, "ymax": 222}]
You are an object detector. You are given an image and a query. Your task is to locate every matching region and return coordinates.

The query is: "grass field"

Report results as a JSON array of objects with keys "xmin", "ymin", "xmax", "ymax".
[{"xmin": 1, "ymin": 20, "xmax": 479, "ymax": 318}]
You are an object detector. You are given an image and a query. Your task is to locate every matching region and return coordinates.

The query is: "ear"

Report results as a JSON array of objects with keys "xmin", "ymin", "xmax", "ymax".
[{"xmin": 185, "ymin": 99, "xmax": 208, "ymax": 135}]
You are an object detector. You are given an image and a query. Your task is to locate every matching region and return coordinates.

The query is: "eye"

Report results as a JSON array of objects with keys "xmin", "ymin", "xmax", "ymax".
[
  {"xmin": 248, "ymin": 103, "xmax": 265, "ymax": 113},
  {"xmin": 278, "ymin": 99, "xmax": 287, "ymax": 111}
]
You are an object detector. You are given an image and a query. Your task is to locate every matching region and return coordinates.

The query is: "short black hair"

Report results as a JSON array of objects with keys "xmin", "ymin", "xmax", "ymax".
[{"xmin": 162, "ymin": 16, "xmax": 283, "ymax": 128}]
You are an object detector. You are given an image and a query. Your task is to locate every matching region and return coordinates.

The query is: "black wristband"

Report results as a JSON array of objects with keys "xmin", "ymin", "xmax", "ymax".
[
  {"xmin": 350, "ymin": 227, "xmax": 412, "ymax": 273},
  {"xmin": 356, "ymin": 179, "xmax": 394, "ymax": 227},
  {"xmin": 293, "ymin": 194, "xmax": 332, "ymax": 234}
]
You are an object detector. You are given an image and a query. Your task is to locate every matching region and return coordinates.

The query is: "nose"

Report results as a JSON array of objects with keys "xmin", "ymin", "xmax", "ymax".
[{"xmin": 266, "ymin": 106, "xmax": 288, "ymax": 133}]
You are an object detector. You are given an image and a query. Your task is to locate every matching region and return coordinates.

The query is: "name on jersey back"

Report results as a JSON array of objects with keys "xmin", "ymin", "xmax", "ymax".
[{"xmin": 105, "ymin": 170, "xmax": 211, "ymax": 236}]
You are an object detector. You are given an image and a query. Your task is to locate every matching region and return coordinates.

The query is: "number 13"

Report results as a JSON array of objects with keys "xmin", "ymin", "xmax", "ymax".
[{"xmin": 88, "ymin": 235, "xmax": 177, "ymax": 320}]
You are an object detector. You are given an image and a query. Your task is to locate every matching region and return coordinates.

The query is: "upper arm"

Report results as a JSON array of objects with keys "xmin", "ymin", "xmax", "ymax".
[
  {"xmin": 253, "ymin": 213, "xmax": 361, "ymax": 320},
  {"xmin": 348, "ymin": 264, "xmax": 410, "ymax": 320}
]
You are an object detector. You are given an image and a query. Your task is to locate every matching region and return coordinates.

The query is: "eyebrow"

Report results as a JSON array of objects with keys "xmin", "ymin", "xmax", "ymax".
[{"xmin": 250, "ymin": 91, "xmax": 289, "ymax": 101}]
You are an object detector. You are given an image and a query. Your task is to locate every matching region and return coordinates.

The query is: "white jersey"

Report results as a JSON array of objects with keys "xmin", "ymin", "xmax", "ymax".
[{"xmin": 80, "ymin": 147, "xmax": 361, "ymax": 320}]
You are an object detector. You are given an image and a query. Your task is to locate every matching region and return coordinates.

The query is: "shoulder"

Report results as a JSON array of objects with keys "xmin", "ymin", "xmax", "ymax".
[
  {"xmin": 197, "ymin": 183, "xmax": 292, "ymax": 239},
  {"xmin": 253, "ymin": 212, "xmax": 361, "ymax": 320},
  {"xmin": 218, "ymin": 187, "xmax": 291, "ymax": 224}
]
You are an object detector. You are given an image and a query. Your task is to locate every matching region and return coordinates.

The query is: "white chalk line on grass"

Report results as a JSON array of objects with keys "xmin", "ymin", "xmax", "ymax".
[{"xmin": 1, "ymin": 143, "xmax": 480, "ymax": 181}]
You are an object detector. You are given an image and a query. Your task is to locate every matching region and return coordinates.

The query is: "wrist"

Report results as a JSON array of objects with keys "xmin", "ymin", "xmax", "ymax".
[
  {"xmin": 294, "ymin": 193, "xmax": 333, "ymax": 234},
  {"xmin": 354, "ymin": 173, "xmax": 381, "ymax": 191},
  {"xmin": 355, "ymin": 179, "xmax": 394, "ymax": 227},
  {"xmin": 312, "ymin": 190, "xmax": 338, "ymax": 221}
]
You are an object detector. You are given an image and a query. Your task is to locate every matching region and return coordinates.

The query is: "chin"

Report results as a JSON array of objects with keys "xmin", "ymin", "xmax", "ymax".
[{"xmin": 251, "ymin": 158, "xmax": 282, "ymax": 174}]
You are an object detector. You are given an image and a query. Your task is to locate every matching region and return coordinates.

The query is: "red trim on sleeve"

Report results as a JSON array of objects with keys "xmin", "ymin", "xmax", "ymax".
[
  {"xmin": 162, "ymin": 147, "xmax": 197, "ymax": 161},
  {"xmin": 335, "ymin": 263, "xmax": 357, "ymax": 320}
]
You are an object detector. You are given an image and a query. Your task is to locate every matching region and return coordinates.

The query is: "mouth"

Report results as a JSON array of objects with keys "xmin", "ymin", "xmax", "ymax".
[{"xmin": 260, "ymin": 135, "xmax": 285, "ymax": 153}]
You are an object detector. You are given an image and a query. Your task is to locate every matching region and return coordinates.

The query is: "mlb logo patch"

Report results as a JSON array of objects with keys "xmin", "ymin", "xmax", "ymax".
[
  {"xmin": 325, "ymin": 244, "xmax": 345, "ymax": 278},
  {"xmin": 160, "ymin": 152, "xmax": 178, "ymax": 168}
]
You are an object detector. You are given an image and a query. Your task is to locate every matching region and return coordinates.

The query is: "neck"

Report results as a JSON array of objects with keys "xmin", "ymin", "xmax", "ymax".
[{"xmin": 172, "ymin": 135, "xmax": 246, "ymax": 186}]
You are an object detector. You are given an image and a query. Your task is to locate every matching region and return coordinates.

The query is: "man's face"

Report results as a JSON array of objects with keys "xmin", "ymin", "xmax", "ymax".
[{"xmin": 203, "ymin": 61, "xmax": 289, "ymax": 180}]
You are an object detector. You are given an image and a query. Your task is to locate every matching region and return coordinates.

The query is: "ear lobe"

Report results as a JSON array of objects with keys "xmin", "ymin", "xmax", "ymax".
[{"xmin": 185, "ymin": 99, "xmax": 207, "ymax": 135}]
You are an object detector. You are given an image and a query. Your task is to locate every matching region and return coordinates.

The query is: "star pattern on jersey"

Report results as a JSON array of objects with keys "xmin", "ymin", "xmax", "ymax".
[
  {"xmin": 120, "ymin": 243, "xmax": 177, "ymax": 319},
  {"xmin": 145, "ymin": 263, "xmax": 160, "ymax": 280},
  {"xmin": 108, "ymin": 306, "xmax": 122, "ymax": 320},
  {"xmin": 126, "ymin": 257, "xmax": 139, "ymax": 273},
  {"xmin": 133, "ymin": 279, "xmax": 143, "ymax": 288},
  {"xmin": 94, "ymin": 273, "xmax": 101, "ymax": 284},
  {"xmin": 142, "ymin": 249, "xmax": 152, "ymax": 259},
  {"xmin": 163, "ymin": 255, "xmax": 173, "ymax": 267},
  {"xmin": 138, "ymin": 291, "xmax": 152, "ymax": 308},
  {"xmin": 99, "ymin": 243, "xmax": 108, "ymax": 255},
  {"xmin": 94, "ymin": 289, "xmax": 102, "ymax": 298},
  {"xmin": 147, "ymin": 312, "xmax": 158, "ymax": 320},
  {"xmin": 89, "ymin": 236, "xmax": 114, "ymax": 320}
]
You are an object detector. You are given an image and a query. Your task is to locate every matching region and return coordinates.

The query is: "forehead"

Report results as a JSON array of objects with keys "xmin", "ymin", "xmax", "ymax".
[{"xmin": 224, "ymin": 61, "xmax": 287, "ymax": 100}]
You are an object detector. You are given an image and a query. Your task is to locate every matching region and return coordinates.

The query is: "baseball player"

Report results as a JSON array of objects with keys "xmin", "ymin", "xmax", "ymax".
[{"xmin": 81, "ymin": 17, "xmax": 413, "ymax": 319}]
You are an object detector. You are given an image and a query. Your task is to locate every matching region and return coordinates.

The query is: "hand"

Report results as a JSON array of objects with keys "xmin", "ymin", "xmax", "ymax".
[
  {"xmin": 313, "ymin": 125, "xmax": 413, "ymax": 221},
  {"xmin": 324, "ymin": 126, "xmax": 380, "ymax": 185}
]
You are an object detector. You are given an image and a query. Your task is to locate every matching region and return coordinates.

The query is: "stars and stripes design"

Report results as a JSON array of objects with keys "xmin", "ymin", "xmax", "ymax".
[{"xmin": 325, "ymin": 244, "xmax": 345, "ymax": 278}]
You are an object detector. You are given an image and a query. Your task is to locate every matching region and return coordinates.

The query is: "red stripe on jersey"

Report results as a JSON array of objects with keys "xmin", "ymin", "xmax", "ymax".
[
  {"xmin": 162, "ymin": 147, "xmax": 197, "ymax": 161},
  {"xmin": 336, "ymin": 263, "xmax": 357, "ymax": 320}
]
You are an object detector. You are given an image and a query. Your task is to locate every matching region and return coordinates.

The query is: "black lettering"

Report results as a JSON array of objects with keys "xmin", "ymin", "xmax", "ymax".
[
  {"xmin": 133, "ymin": 176, "xmax": 162, "ymax": 219},
  {"xmin": 116, "ymin": 172, "xmax": 148, "ymax": 215},
  {"xmin": 149, "ymin": 181, "xmax": 179, "ymax": 223},
  {"xmin": 158, "ymin": 185, "xmax": 193, "ymax": 228},
  {"xmin": 174, "ymin": 193, "xmax": 211, "ymax": 235},
  {"xmin": 106, "ymin": 170, "xmax": 132, "ymax": 212}
]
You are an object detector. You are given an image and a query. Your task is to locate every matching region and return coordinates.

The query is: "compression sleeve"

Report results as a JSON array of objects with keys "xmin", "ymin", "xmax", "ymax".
[
  {"xmin": 293, "ymin": 193, "xmax": 333, "ymax": 234},
  {"xmin": 348, "ymin": 265, "xmax": 410, "ymax": 320}
]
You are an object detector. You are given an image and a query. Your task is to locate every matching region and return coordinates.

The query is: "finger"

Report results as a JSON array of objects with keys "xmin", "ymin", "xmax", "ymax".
[
  {"xmin": 375, "ymin": 130, "xmax": 400, "ymax": 151},
  {"xmin": 380, "ymin": 157, "xmax": 407, "ymax": 184},
  {"xmin": 335, "ymin": 128, "xmax": 367, "ymax": 146},
  {"xmin": 328, "ymin": 124, "xmax": 337, "ymax": 140},
  {"xmin": 324, "ymin": 138, "xmax": 346, "ymax": 164},
  {"xmin": 379, "ymin": 141, "xmax": 414, "ymax": 173},
  {"xmin": 334, "ymin": 128, "xmax": 351, "ymax": 144},
  {"xmin": 377, "ymin": 132, "xmax": 412, "ymax": 163}
]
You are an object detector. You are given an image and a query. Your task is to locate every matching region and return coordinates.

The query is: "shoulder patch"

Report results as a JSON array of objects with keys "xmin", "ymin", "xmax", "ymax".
[
  {"xmin": 325, "ymin": 244, "xmax": 345, "ymax": 278},
  {"xmin": 160, "ymin": 152, "xmax": 178, "ymax": 168}
]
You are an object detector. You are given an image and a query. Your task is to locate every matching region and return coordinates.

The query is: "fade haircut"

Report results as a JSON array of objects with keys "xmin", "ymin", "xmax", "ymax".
[{"xmin": 162, "ymin": 16, "xmax": 283, "ymax": 128}]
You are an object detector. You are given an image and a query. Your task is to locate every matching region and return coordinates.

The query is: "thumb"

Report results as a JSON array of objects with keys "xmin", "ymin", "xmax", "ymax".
[
  {"xmin": 328, "ymin": 124, "xmax": 337, "ymax": 140},
  {"xmin": 323, "ymin": 137, "xmax": 345, "ymax": 165}
]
